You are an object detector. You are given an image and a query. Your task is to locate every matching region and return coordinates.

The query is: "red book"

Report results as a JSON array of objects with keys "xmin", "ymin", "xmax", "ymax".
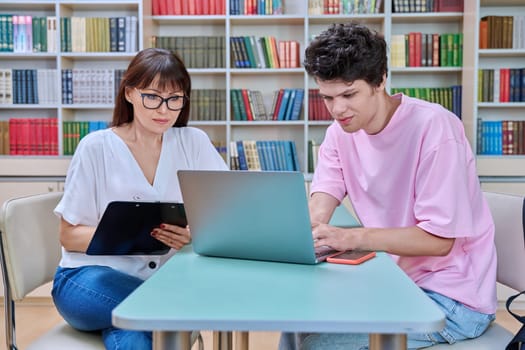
[
  {"xmin": 158, "ymin": 0, "xmax": 168, "ymax": 15},
  {"xmin": 173, "ymin": 0, "xmax": 182, "ymax": 14},
  {"xmin": 30, "ymin": 118, "xmax": 38, "ymax": 155},
  {"xmin": 240, "ymin": 89, "xmax": 254, "ymax": 121},
  {"xmin": 51, "ymin": 118, "xmax": 58, "ymax": 155},
  {"xmin": 414, "ymin": 32, "xmax": 422, "ymax": 67},
  {"xmin": 272, "ymin": 89, "xmax": 284, "ymax": 120},
  {"xmin": 166, "ymin": 0, "xmax": 175, "ymax": 15},
  {"xmin": 152, "ymin": 0, "xmax": 161, "ymax": 15},
  {"xmin": 210, "ymin": 0, "xmax": 216, "ymax": 14},
  {"xmin": 278, "ymin": 40, "xmax": 286, "ymax": 68},
  {"xmin": 308, "ymin": 89, "xmax": 315, "ymax": 121},
  {"xmin": 408, "ymin": 32, "xmax": 416, "ymax": 67},
  {"xmin": 182, "ymin": 0, "xmax": 189, "ymax": 14},
  {"xmin": 501, "ymin": 68, "xmax": 510, "ymax": 103},
  {"xmin": 194, "ymin": 1, "xmax": 203, "ymax": 14},
  {"xmin": 320, "ymin": 97, "xmax": 330, "ymax": 120},
  {"xmin": 437, "ymin": 0, "xmax": 463, "ymax": 12},
  {"xmin": 188, "ymin": 1, "xmax": 196, "ymax": 15},
  {"xmin": 9, "ymin": 118, "xmax": 18, "ymax": 155},
  {"xmin": 289, "ymin": 41, "xmax": 299, "ymax": 68},
  {"xmin": 19, "ymin": 118, "xmax": 31, "ymax": 155},
  {"xmin": 479, "ymin": 18, "xmax": 488, "ymax": 49},
  {"xmin": 42, "ymin": 118, "xmax": 50, "ymax": 155}
]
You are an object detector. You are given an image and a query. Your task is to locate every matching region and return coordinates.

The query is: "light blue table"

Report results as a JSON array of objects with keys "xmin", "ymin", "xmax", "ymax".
[{"xmin": 112, "ymin": 246, "xmax": 445, "ymax": 350}]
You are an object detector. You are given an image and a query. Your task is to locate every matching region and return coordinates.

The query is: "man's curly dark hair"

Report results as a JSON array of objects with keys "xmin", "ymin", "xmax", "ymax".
[{"xmin": 304, "ymin": 23, "xmax": 388, "ymax": 87}]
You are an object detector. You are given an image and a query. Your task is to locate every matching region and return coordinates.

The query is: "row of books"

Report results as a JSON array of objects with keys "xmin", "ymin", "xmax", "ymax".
[
  {"xmin": 478, "ymin": 68, "xmax": 525, "ymax": 103},
  {"xmin": 190, "ymin": 89, "xmax": 227, "ymax": 121},
  {"xmin": 392, "ymin": 0, "xmax": 463, "ymax": 13},
  {"xmin": 231, "ymin": 88, "xmax": 304, "ymax": 121},
  {"xmin": 152, "ymin": 0, "xmax": 226, "ymax": 16},
  {"xmin": 390, "ymin": 32, "xmax": 463, "ymax": 68},
  {"xmin": 62, "ymin": 120, "xmax": 109, "ymax": 155},
  {"xmin": 1, "ymin": 118, "xmax": 230, "ymax": 157},
  {"xmin": 308, "ymin": 89, "xmax": 331, "ymax": 121},
  {"xmin": 0, "ymin": 118, "xmax": 58, "ymax": 155},
  {"xmin": 0, "ymin": 69, "xmax": 58, "ymax": 105},
  {"xmin": 211, "ymin": 141, "xmax": 228, "ymax": 162},
  {"xmin": 479, "ymin": 15, "xmax": 525, "ymax": 50},
  {"xmin": 391, "ymin": 85, "xmax": 462, "ymax": 118},
  {"xmin": 230, "ymin": 36, "xmax": 299, "ymax": 69},
  {"xmin": 60, "ymin": 16, "xmax": 137, "ymax": 53},
  {"xmin": 152, "ymin": 36, "xmax": 226, "ymax": 69},
  {"xmin": 477, "ymin": 119, "xmax": 525, "ymax": 155},
  {"xmin": 308, "ymin": 0, "xmax": 382, "ymax": 14},
  {"xmin": 230, "ymin": 0, "xmax": 284, "ymax": 15},
  {"xmin": 61, "ymin": 69, "xmax": 125, "ymax": 105},
  {"xmin": 229, "ymin": 140, "xmax": 300, "ymax": 171},
  {"xmin": 0, "ymin": 15, "xmax": 56, "ymax": 53}
]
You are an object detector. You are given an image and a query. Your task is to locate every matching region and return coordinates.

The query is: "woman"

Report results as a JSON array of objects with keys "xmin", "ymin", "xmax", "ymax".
[{"xmin": 52, "ymin": 48, "xmax": 228, "ymax": 349}]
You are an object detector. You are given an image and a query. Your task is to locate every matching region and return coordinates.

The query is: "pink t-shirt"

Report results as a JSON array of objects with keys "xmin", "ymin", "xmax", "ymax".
[{"xmin": 311, "ymin": 94, "xmax": 497, "ymax": 314}]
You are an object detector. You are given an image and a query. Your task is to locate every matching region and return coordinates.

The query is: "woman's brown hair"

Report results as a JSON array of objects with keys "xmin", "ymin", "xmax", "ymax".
[{"xmin": 112, "ymin": 48, "xmax": 191, "ymax": 127}]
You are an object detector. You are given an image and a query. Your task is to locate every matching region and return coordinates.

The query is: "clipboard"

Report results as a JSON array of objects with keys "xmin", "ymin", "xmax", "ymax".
[{"xmin": 86, "ymin": 201, "xmax": 187, "ymax": 255}]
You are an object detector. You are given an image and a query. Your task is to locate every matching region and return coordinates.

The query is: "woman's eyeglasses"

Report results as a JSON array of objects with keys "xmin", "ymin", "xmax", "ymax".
[{"xmin": 135, "ymin": 88, "xmax": 187, "ymax": 111}]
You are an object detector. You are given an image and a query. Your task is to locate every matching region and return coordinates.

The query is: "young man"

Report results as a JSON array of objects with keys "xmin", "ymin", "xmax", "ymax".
[{"xmin": 280, "ymin": 23, "xmax": 497, "ymax": 350}]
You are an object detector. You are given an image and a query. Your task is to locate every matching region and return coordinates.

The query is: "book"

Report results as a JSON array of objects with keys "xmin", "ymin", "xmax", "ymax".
[
  {"xmin": 289, "ymin": 89, "xmax": 304, "ymax": 121},
  {"xmin": 276, "ymin": 88, "xmax": 292, "ymax": 121},
  {"xmin": 242, "ymin": 140, "xmax": 261, "ymax": 171},
  {"xmin": 235, "ymin": 140, "xmax": 248, "ymax": 170}
]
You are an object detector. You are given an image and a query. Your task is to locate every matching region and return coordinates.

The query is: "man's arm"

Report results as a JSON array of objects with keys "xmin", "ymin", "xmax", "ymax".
[{"xmin": 309, "ymin": 191, "xmax": 340, "ymax": 226}]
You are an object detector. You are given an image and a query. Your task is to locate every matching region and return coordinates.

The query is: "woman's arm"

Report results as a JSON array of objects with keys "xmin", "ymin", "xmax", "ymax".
[{"xmin": 59, "ymin": 218, "xmax": 96, "ymax": 253}]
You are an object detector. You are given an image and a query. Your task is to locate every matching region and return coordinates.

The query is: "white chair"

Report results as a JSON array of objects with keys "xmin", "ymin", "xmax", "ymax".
[
  {"xmin": 430, "ymin": 191, "xmax": 525, "ymax": 349},
  {"xmin": 0, "ymin": 192, "xmax": 105, "ymax": 350}
]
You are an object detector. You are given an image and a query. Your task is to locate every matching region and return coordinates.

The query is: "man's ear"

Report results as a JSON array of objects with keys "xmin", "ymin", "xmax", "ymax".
[{"xmin": 375, "ymin": 74, "xmax": 387, "ymax": 92}]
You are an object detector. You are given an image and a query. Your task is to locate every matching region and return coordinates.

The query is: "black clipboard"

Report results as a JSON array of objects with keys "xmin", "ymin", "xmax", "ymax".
[{"xmin": 86, "ymin": 201, "xmax": 187, "ymax": 255}]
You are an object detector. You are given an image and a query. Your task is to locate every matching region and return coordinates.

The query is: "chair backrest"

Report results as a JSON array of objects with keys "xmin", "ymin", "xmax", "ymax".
[
  {"xmin": 0, "ymin": 191, "xmax": 63, "ymax": 300},
  {"xmin": 484, "ymin": 191, "xmax": 525, "ymax": 292}
]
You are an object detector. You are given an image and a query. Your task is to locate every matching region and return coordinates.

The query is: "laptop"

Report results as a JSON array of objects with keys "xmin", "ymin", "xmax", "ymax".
[{"xmin": 177, "ymin": 170, "xmax": 361, "ymax": 264}]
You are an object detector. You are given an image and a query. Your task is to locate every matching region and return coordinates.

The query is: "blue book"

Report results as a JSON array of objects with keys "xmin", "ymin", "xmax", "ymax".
[
  {"xmin": 268, "ymin": 140, "xmax": 282, "ymax": 170},
  {"xmin": 289, "ymin": 88, "xmax": 304, "ymax": 120},
  {"xmin": 282, "ymin": 141, "xmax": 295, "ymax": 171},
  {"xmin": 276, "ymin": 89, "xmax": 291, "ymax": 121},
  {"xmin": 283, "ymin": 89, "xmax": 297, "ymax": 120},
  {"xmin": 236, "ymin": 140, "xmax": 248, "ymax": 170},
  {"xmin": 289, "ymin": 140, "xmax": 301, "ymax": 171},
  {"xmin": 262, "ymin": 140, "xmax": 276, "ymax": 170},
  {"xmin": 255, "ymin": 140, "xmax": 268, "ymax": 170},
  {"xmin": 274, "ymin": 140, "xmax": 287, "ymax": 170}
]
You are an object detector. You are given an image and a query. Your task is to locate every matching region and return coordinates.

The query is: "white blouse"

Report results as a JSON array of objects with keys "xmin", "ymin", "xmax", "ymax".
[{"xmin": 55, "ymin": 127, "xmax": 228, "ymax": 280}]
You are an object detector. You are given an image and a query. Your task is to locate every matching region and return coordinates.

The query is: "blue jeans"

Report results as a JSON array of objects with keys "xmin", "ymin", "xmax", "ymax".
[
  {"xmin": 279, "ymin": 289, "xmax": 496, "ymax": 350},
  {"xmin": 52, "ymin": 265, "xmax": 152, "ymax": 350}
]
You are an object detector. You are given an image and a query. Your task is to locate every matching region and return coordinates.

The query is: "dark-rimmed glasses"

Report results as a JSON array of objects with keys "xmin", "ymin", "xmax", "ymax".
[{"xmin": 136, "ymin": 88, "xmax": 187, "ymax": 111}]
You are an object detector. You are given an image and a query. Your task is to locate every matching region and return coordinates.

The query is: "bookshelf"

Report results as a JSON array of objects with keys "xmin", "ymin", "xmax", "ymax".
[
  {"xmin": 462, "ymin": 0, "xmax": 525, "ymax": 194},
  {"xmin": 4, "ymin": 0, "xmax": 523, "ymax": 189},
  {"xmin": 0, "ymin": 0, "xmax": 143, "ymax": 178},
  {"xmin": 142, "ymin": 0, "xmax": 467, "ymax": 175}
]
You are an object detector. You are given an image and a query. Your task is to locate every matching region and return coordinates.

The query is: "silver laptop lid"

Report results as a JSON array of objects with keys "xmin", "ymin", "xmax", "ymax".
[{"xmin": 178, "ymin": 170, "xmax": 319, "ymax": 264}]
